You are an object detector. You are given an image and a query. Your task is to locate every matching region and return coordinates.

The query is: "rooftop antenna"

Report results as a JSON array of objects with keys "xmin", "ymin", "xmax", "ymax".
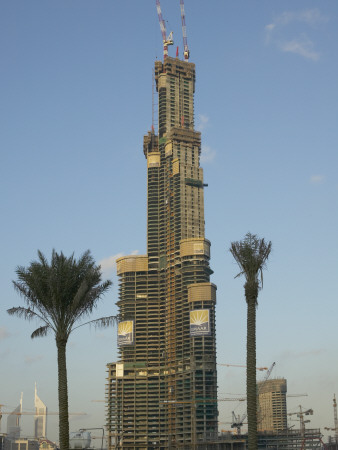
[
  {"xmin": 179, "ymin": 0, "xmax": 189, "ymax": 60},
  {"xmin": 156, "ymin": 0, "xmax": 173, "ymax": 60}
]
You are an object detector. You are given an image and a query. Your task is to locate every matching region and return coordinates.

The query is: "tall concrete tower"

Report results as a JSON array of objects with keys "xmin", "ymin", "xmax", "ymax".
[
  {"xmin": 34, "ymin": 383, "xmax": 47, "ymax": 439},
  {"xmin": 106, "ymin": 55, "xmax": 218, "ymax": 449}
]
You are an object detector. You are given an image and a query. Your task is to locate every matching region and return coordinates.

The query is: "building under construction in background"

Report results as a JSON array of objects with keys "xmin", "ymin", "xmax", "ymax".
[
  {"xmin": 257, "ymin": 378, "xmax": 287, "ymax": 432},
  {"xmin": 106, "ymin": 2, "xmax": 218, "ymax": 449}
]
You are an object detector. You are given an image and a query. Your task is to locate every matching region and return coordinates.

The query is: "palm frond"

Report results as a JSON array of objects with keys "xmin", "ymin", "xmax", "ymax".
[
  {"xmin": 72, "ymin": 315, "xmax": 118, "ymax": 332},
  {"xmin": 71, "ymin": 279, "xmax": 113, "ymax": 321},
  {"xmin": 7, "ymin": 306, "xmax": 42, "ymax": 321},
  {"xmin": 71, "ymin": 279, "xmax": 90, "ymax": 312},
  {"xmin": 37, "ymin": 250, "xmax": 49, "ymax": 267},
  {"xmin": 31, "ymin": 325, "xmax": 50, "ymax": 339},
  {"xmin": 234, "ymin": 270, "xmax": 244, "ymax": 279},
  {"xmin": 92, "ymin": 315, "xmax": 118, "ymax": 328}
]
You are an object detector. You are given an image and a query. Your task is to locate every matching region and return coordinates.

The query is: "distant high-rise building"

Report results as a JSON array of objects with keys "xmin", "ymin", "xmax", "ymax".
[
  {"xmin": 106, "ymin": 54, "xmax": 218, "ymax": 448},
  {"xmin": 34, "ymin": 383, "xmax": 47, "ymax": 439},
  {"xmin": 7, "ymin": 393, "xmax": 22, "ymax": 439},
  {"xmin": 258, "ymin": 378, "xmax": 287, "ymax": 432}
]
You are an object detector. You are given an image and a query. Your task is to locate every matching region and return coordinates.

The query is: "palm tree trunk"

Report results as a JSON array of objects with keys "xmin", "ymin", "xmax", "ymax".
[
  {"xmin": 246, "ymin": 288, "xmax": 258, "ymax": 450},
  {"xmin": 57, "ymin": 339, "xmax": 69, "ymax": 450}
]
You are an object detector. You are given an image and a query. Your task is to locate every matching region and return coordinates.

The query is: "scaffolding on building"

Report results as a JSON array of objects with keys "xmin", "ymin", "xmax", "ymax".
[{"xmin": 257, "ymin": 429, "xmax": 326, "ymax": 449}]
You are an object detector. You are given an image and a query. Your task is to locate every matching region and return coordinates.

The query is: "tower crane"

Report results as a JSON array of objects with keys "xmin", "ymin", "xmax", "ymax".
[
  {"xmin": 217, "ymin": 363, "xmax": 268, "ymax": 371},
  {"xmin": 179, "ymin": 0, "xmax": 189, "ymax": 60},
  {"xmin": 263, "ymin": 361, "xmax": 276, "ymax": 381},
  {"xmin": 288, "ymin": 405, "xmax": 313, "ymax": 438},
  {"xmin": 156, "ymin": 0, "xmax": 173, "ymax": 60},
  {"xmin": 325, "ymin": 394, "xmax": 338, "ymax": 441},
  {"xmin": 231, "ymin": 411, "xmax": 246, "ymax": 435},
  {"xmin": 334, "ymin": 394, "xmax": 338, "ymax": 441},
  {"xmin": 288, "ymin": 406, "xmax": 327, "ymax": 450}
]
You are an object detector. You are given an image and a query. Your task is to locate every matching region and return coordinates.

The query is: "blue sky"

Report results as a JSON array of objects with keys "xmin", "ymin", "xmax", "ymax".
[{"xmin": 1, "ymin": 0, "xmax": 337, "ymax": 443}]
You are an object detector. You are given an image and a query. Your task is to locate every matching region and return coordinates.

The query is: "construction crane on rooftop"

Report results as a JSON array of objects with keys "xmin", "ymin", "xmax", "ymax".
[
  {"xmin": 179, "ymin": 0, "xmax": 189, "ymax": 60},
  {"xmin": 288, "ymin": 406, "xmax": 313, "ymax": 438},
  {"xmin": 288, "ymin": 405, "xmax": 326, "ymax": 450},
  {"xmin": 156, "ymin": 0, "xmax": 173, "ymax": 60}
]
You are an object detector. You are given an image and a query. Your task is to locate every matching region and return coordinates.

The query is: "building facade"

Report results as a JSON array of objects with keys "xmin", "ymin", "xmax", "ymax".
[
  {"xmin": 34, "ymin": 384, "xmax": 47, "ymax": 439},
  {"xmin": 3, "ymin": 438, "xmax": 39, "ymax": 450},
  {"xmin": 257, "ymin": 378, "xmax": 287, "ymax": 432},
  {"xmin": 106, "ymin": 56, "xmax": 218, "ymax": 449},
  {"xmin": 7, "ymin": 395, "xmax": 22, "ymax": 439}
]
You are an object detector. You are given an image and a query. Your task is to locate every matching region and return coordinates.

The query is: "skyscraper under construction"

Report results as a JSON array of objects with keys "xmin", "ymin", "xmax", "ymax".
[{"xmin": 106, "ymin": 7, "xmax": 218, "ymax": 449}]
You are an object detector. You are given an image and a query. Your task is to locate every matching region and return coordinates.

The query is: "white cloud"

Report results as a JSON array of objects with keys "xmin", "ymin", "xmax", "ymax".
[
  {"xmin": 200, "ymin": 145, "xmax": 216, "ymax": 164},
  {"xmin": 265, "ymin": 8, "xmax": 327, "ymax": 61},
  {"xmin": 99, "ymin": 253, "xmax": 124, "ymax": 273},
  {"xmin": 24, "ymin": 355, "xmax": 43, "ymax": 365},
  {"xmin": 196, "ymin": 114, "xmax": 209, "ymax": 132},
  {"xmin": 310, "ymin": 174, "xmax": 325, "ymax": 184},
  {"xmin": 280, "ymin": 348, "xmax": 325, "ymax": 360},
  {"xmin": 269, "ymin": 9, "xmax": 327, "ymax": 29},
  {"xmin": 300, "ymin": 9, "xmax": 328, "ymax": 26},
  {"xmin": 279, "ymin": 35, "xmax": 319, "ymax": 61},
  {"xmin": 0, "ymin": 326, "xmax": 11, "ymax": 341},
  {"xmin": 99, "ymin": 251, "xmax": 139, "ymax": 277},
  {"xmin": 265, "ymin": 24, "xmax": 276, "ymax": 44}
]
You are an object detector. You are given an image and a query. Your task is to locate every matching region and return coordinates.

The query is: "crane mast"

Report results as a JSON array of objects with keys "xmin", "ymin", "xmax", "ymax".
[
  {"xmin": 156, "ymin": 0, "xmax": 173, "ymax": 60},
  {"xmin": 179, "ymin": 0, "xmax": 189, "ymax": 60},
  {"xmin": 288, "ymin": 405, "xmax": 313, "ymax": 439},
  {"xmin": 334, "ymin": 394, "xmax": 338, "ymax": 441}
]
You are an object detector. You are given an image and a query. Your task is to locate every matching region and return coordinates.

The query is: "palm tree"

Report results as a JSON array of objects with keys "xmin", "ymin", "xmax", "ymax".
[
  {"xmin": 8, "ymin": 249, "xmax": 116, "ymax": 450},
  {"xmin": 230, "ymin": 233, "xmax": 272, "ymax": 450}
]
